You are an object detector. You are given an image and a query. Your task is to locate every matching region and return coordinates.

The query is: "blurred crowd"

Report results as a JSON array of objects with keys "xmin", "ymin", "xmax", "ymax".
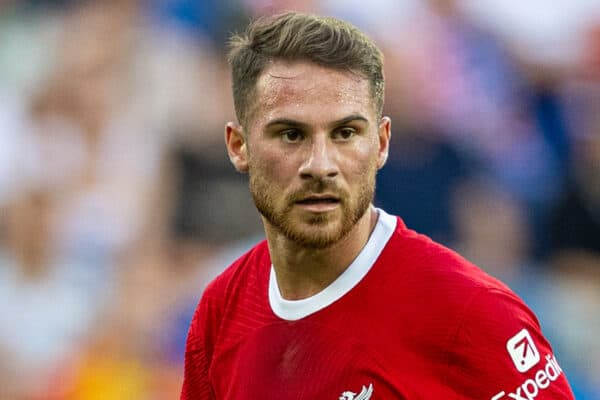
[{"xmin": 0, "ymin": 0, "xmax": 599, "ymax": 399}]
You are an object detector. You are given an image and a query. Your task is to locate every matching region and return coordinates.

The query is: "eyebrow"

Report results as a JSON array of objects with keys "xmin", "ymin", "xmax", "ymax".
[
  {"xmin": 265, "ymin": 118, "xmax": 309, "ymax": 130},
  {"xmin": 330, "ymin": 114, "xmax": 369, "ymax": 128},
  {"xmin": 265, "ymin": 114, "xmax": 369, "ymax": 130}
]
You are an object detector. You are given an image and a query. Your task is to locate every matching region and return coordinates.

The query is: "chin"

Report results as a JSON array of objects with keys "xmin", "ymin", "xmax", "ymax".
[
  {"xmin": 284, "ymin": 220, "xmax": 349, "ymax": 249},
  {"xmin": 256, "ymin": 196, "xmax": 370, "ymax": 249},
  {"xmin": 287, "ymin": 232, "xmax": 342, "ymax": 249}
]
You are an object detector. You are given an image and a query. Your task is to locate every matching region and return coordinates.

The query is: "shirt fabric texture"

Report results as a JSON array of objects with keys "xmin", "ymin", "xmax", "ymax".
[{"xmin": 181, "ymin": 209, "xmax": 574, "ymax": 399}]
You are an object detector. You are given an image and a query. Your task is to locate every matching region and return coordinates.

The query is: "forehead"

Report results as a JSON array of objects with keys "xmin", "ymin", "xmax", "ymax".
[{"xmin": 250, "ymin": 61, "xmax": 374, "ymax": 126}]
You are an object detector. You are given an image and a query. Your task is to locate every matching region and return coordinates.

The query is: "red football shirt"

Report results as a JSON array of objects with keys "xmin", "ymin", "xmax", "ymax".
[{"xmin": 181, "ymin": 209, "xmax": 574, "ymax": 399}]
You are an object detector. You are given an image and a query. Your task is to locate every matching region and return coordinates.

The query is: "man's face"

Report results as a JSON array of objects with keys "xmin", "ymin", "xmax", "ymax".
[{"xmin": 227, "ymin": 61, "xmax": 390, "ymax": 248}]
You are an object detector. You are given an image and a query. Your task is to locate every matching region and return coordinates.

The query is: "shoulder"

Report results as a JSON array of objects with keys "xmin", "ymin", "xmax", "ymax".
[
  {"xmin": 201, "ymin": 239, "xmax": 271, "ymax": 305},
  {"xmin": 182, "ymin": 242, "xmax": 270, "ymax": 397},
  {"xmin": 377, "ymin": 214, "xmax": 533, "ymax": 342},
  {"xmin": 380, "ymin": 217, "xmax": 572, "ymax": 397},
  {"xmin": 189, "ymin": 240, "xmax": 270, "ymax": 330},
  {"xmin": 384, "ymin": 216, "xmax": 513, "ymax": 305},
  {"xmin": 185, "ymin": 240, "xmax": 269, "ymax": 353}
]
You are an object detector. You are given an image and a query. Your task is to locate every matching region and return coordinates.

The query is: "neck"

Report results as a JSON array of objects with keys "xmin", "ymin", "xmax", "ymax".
[{"xmin": 266, "ymin": 206, "xmax": 378, "ymax": 300}]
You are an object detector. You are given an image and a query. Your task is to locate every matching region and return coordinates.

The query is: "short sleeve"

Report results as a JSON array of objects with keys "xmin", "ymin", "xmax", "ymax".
[{"xmin": 444, "ymin": 288, "xmax": 574, "ymax": 399}]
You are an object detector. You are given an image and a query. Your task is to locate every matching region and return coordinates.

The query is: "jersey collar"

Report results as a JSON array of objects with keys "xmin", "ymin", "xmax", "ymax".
[{"xmin": 269, "ymin": 208, "xmax": 397, "ymax": 321}]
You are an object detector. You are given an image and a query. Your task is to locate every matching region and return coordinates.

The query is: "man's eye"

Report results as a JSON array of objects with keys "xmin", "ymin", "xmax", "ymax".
[
  {"xmin": 335, "ymin": 128, "xmax": 356, "ymax": 140},
  {"xmin": 282, "ymin": 129, "xmax": 303, "ymax": 142}
]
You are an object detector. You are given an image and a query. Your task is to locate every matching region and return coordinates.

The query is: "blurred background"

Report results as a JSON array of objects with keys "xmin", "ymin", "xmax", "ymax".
[{"xmin": 0, "ymin": 0, "xmax": 599, "ymax": 398}]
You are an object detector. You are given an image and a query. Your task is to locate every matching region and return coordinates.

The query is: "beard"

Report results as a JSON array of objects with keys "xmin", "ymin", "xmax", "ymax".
[{"xmin": 248, "ymin": 163, "xmax": 377, "ymax": 249}]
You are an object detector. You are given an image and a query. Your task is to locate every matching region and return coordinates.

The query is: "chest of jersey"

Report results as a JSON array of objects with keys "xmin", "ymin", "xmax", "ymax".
[{"xmin": 210, "ymin": 319, "xmax": 409, "ymax": 399}]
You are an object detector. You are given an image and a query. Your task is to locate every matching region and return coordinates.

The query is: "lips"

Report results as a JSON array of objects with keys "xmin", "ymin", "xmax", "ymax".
[
  {"xmin": 294, "ymin": 194, "xmax": 341, "ymax": 213},
  {"xmin": 295, "ymin": 195, "xmax": 340, "ymax": 205}
]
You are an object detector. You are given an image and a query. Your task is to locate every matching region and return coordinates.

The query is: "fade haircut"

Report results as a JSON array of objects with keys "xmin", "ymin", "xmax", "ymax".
[{"xmin": 227, "ymin": 12, "xmax": 385, "ymax": 126}]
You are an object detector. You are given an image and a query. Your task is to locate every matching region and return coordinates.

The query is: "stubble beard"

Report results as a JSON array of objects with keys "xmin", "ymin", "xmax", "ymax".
[{"xmin": 248, "ymin": 164, "xmax": 377, "ymax": 249}]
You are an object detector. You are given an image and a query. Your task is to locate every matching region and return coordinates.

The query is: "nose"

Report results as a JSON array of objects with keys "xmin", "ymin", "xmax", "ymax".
[{"xmin": 298, "ymin": 134, "xmax": 338, "ymax": 180}]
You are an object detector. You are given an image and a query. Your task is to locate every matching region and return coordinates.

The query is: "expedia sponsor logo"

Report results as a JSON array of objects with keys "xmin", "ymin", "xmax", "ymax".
[
  {"xmin": 506, "ymin": 329, "xmax": 540, "ymax": 373},
  {"xmin": 491, "ymin": 354, "xmax": 564, "ymax": 400}
]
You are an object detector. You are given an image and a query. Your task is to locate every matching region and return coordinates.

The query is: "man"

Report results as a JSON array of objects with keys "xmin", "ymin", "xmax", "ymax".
[{"xmin": 181, "ymin": 12, "xmax": 574, "ymax": 399}]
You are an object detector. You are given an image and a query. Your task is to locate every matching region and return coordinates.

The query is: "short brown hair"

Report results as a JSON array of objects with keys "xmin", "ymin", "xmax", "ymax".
[{"xmin": 227, "ymin": 12, "xmax": 385, "ymax": 126}]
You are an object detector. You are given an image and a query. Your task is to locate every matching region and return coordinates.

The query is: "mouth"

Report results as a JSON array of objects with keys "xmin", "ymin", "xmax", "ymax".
[
  {"xmin": 295, "ymin": 195, "xmax": 341, "ymax": 212},
  {"xmin": 296, "ymin": 194, "xmax": 340, "ymax": 204}
]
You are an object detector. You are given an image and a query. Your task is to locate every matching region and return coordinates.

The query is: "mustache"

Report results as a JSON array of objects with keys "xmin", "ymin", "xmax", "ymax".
[{"xmin": 287, "ymin": 179, "xmax": 346, "ymax": 202}]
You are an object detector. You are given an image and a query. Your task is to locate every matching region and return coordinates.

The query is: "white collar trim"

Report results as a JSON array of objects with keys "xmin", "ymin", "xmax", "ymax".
[{"xmin": 269, "ymin": 208, "xmax": 397, "ymax": 321}]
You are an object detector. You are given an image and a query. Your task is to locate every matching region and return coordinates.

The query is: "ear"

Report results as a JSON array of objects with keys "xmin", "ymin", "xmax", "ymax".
[
  {"xmin": 376, "ymin": 116, "xmax": 391, "ymax": 169},
  {"xmin": 225, "ymin": 122, "xmax": 248, "ymax": 173}
]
